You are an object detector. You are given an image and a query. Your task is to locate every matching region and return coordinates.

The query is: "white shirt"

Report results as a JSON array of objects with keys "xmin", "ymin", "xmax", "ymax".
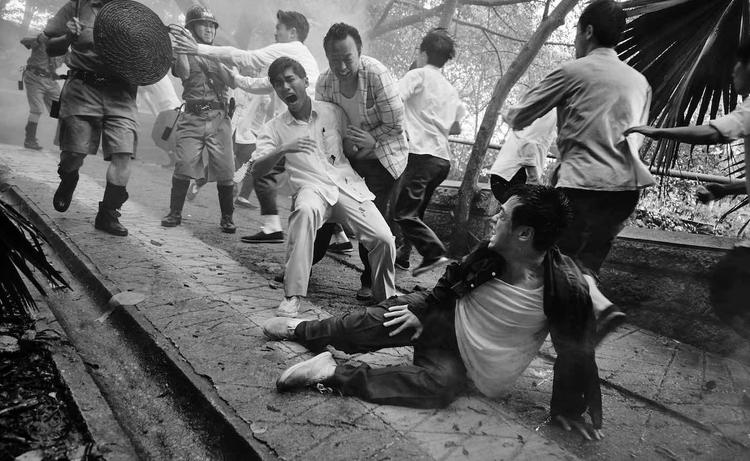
[
  {"xmin": 490, "ymin": 110, "xmax": 557, "ymax": 182},
  {"xmin": 253, "ymin": 100, "xmax": 374, "ymax": 205},
  {"xmin": 398, "ymin": 65, "xmax": 467, "ymax": 160},
  {"xmin": 231, "ymin": 89, "xmax": 271, "ymax": 145},
  {"xmin": 454, "ymin": 277, "xmax": 547, "ymax": 398},
  {"xmin": 710, "ymin": 97, "xmax": 750, "ymax": 140}
]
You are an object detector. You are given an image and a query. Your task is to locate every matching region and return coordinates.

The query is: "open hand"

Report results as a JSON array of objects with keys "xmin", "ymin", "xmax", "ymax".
[
  {"xmin": 383, "ymin": 305, "xmax": 423, "ymax": 340},
  {"xmin": 346, "ymin": 126, "xmax": 376, "ymax": 150},
  {"xmin": 284, "ymin": 136, "xmax": 316, "ymax": 155},
  {"xmin": 553, "ymin": 415, "xmax": 603, "ymax": 441},
  {"xmin": 169, "ymin": 25, "xmax": 198, "ymax": 54}
]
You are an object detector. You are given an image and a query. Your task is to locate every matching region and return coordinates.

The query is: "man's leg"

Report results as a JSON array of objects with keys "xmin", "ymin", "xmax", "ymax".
[
  {"xmin": 330, "ymin": 193, "xmax": 396, "ymax": 302},
  {"xmin": 54, "ymin": 115, "xmax": 99, "ymax": 212},
  {"xmin": 350, "ymin": 159, "xmax": 397, "ymax": 299},
  {"xmin": 394, "ymin": 154, "xmax": 451, "ymax": 276},
  {"xmin": 162, "ymin": 113, "xmax": 204, "ymax": 227},
  {"xmin": 235, "ymin": 143, "xmax": 257, "ymax": 208},
  {"xmin": 241, "ymin": 157, "xmax": 286, "ymax": 243},
  {"xmin": 206, "ymin": 113, "xmax": 237, "ymax": 233},
  {"xmin": 23, "ymin": 75, "xmax": 45, "ymax": 150}
]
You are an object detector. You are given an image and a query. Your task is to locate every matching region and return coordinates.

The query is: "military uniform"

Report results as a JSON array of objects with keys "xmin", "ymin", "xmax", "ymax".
[{"xmin": 20, "ymin": 33, "xmax": 63, "ymax": 150}]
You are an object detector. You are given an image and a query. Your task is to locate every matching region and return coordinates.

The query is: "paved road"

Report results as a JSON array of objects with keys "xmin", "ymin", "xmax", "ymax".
[{"xmin": 1, "ymin": 144, "xmax": 749, "ymax": 460}]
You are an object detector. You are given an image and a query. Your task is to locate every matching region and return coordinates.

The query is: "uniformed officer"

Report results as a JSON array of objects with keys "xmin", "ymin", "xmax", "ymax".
[
  {"xmin": 19, "ymin": 32, "xmax": 63, "ymax": 150},
  {"xmin": 45, "ymin": 0, "xmax": 137, "ymax": 237},
  {"xmin": 161, "ymin": 6, "xmax": 237, "ymax": 233}
]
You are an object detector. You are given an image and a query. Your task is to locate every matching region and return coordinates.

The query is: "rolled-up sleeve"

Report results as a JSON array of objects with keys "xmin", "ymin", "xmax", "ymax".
[{"xmin": 709, "ymin": 99, "xmax": 750, "ymax": 142}]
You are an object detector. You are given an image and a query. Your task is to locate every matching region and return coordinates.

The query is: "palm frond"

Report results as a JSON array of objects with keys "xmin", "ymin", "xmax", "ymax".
[
  {"xmin": 0, "ymin": 198, "xmax": 69, "ymax": 315},
  {"xmin": 617, "ymin": 0, "xmax": 750, "ymax": 171}
]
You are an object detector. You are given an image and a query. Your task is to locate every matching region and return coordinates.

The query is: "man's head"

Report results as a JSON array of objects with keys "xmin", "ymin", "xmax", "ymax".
[
  {"xmin": 185, "ymin": 5, "xmax": 218, "ymax": 45},
  {"xmin": 275, "ymin": 10, "xmax": 309, "ymax": 44},
  {"xmin": 268, "ymin": 57, "xmax": 309, "ymax": 112},
  {"xmin": 323, "ymin": 23, "xmax": 363, "ymax": 82},
  {"xmin": 418, "ymin": 28, "xmax": 456, "ymax": 68},
  {"xmin": 575, "ymin": 0, "xmax": 625, "ymax": 58},
  {"xmin": 488, "ymin": 184, "xmax": 573, "ymax": 255},
  {"xmin": 733, "ymin": 38, "xmax": 750, "ymax": 96}
]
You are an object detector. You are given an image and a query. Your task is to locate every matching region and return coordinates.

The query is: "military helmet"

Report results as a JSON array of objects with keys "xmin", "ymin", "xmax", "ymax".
[{"xmin": 185, "ymin": 5, "xmax": 219, "ymax": 29}]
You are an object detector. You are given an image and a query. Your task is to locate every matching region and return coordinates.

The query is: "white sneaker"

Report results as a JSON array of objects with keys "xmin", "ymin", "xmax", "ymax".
[
  {"xmin": 277, "ymin": 296, "xmax": 301, "ymax": 317},
  {"xmin": 276, "ymin": 351, "xmax": 337, "ymax": 391},
  {"xmin": 262, "ymin": 317, "xmax": 305, "ymax": 340}
]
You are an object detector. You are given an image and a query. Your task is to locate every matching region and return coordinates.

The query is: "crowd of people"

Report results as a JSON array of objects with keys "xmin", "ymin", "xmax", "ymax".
[{"xmin": 23, "ymin": 0, "xmax": 750, "ymax": 442}]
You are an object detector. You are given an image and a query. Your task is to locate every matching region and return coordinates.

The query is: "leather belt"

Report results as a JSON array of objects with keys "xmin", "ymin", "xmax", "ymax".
[
  {"xmin": 185, "ymin": 100, "xmax": 226, "ymax": 114},
  {"xmin": 67, "ymin": 68, "xmax": 122, "ymax": 87}
]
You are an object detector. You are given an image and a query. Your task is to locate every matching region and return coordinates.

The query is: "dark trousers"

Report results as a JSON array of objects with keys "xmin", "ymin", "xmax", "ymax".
[
  {"xmin": 556, "ymin": 188, "xmax": 640, "ymax": 274},
  {"xmin": 295, "ymin": 299, "xmax": 466, "ymax": 408},
  {"xmin": 393, "ymin": 154, "xmax": 450, "ymax": 260},
  {"xmin": 253, "ymin": 157, "xmax": 286, "ymax": 216},
  {"xmin": 314, "ymin": 159, "xmax": 396, "ymax": 287},
  {"xmin": 489, "ymin": 169, "xmax": 527, "ymax": 203}
]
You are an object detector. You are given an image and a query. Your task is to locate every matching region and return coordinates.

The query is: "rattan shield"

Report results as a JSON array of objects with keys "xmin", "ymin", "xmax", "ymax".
[{"xmin": 93, "ymin": 0, "xmax": 172, "ymax": 86}]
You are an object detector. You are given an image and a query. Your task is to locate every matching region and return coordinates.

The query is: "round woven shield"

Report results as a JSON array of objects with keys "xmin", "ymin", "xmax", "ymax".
[
  {"xmin": 709, "ymin": 246, "xmax": 750, "ymax": 339},
  {"xmin": 93, "ymin": 0, "xmax": 172, "ymax": 86}
]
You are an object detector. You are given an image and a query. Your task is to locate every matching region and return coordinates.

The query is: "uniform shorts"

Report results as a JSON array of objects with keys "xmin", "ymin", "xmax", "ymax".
[
  {"xmin": 23, "ymin": 71, "xmax": 60, "ymax": 115},
  {"xmin": 59, "ymin": 114, "xmax": 138, "ymax": 159},
  {"xmin": 174, "ymin": 109, "xmax": 234, "ymax": 182}
]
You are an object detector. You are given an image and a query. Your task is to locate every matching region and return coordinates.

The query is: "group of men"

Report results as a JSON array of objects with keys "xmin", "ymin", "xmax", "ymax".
[{"xmin": 32, "ymin": 0, "xmax": 750, "ymax": 442}]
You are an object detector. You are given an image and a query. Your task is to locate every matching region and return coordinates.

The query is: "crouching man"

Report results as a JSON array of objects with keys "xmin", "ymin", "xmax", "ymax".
[
  {"xmin": 252, "ymin": 57, "xmax": 396, "ymax": 317},
  {"xmin": 263, "ymin": 184, "xmax": 603, "ymax": 440}
]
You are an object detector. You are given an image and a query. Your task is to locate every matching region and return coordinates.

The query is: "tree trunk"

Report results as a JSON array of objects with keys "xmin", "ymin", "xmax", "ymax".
[
  {"xmin": 449, "ymin": 0, "xmax": 580, "ymax": 254},
  {"xmin": 438, "ymin": 0, "xmax": 461, "ymax": 28}
]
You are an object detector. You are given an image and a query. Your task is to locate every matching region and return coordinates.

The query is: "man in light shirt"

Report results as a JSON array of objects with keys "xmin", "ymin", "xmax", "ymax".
[
  {"xmin": 173, "ymin": 10, "xmax": 319, "ymax": 243},
  {"xmin": 392, "ymin": 29, "xmax": 467, "ymax": 276},
  {"xmin": 505, "ymin": 0, "xmax": 652, "ymax": 338},
  {"xmin": 261, "ymin": 184, "xmax": 604, "ymax": 441},
  {"xmin": 251, "ymin": 57, "xmax": 396, "ymax": 317}
]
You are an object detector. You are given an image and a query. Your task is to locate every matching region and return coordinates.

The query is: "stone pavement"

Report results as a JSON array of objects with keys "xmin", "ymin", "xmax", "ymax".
[{"xmin": 1, "ymin": 144, "xmax": 749, "ymax": 460}]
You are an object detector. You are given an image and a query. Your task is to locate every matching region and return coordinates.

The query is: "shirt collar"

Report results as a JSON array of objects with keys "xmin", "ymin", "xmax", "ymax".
[
  {"xmin": 587, "ymin": 47, "xmax": 618, "ymax": 58},
  {"xmin": 282, "ymin": 99, "xmax": 320, "ymax": 125}
]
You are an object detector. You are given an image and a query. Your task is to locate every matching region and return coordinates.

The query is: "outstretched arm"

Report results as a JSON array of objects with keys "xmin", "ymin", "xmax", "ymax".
[{"xmin": 624, "ymin": 124, "xmax": 724, "ymax": 145}]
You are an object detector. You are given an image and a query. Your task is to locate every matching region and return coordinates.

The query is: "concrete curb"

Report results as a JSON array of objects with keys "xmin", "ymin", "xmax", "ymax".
[{"xmin": 3, "ymin": 184, "xmax": 274, "ymax": 460}]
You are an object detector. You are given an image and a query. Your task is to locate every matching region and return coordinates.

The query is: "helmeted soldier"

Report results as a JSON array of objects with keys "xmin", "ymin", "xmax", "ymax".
[{"xmin": 161, "ymin": 5, "xmax": 238, "ymax": 233}]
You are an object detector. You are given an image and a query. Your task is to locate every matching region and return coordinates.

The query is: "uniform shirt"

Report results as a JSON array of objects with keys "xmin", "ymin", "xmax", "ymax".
[
  {"xmin": 454, "ymin": 277, "xmax": 547, "ymax": 398},
  {"xmin": 177, "ymin": 55, "xmax": 232, "ymax": 103},
  {"xmin": 490, "ymin": 110, "xmax": 557, "ymax": 182},
  {"xmin": 253, "ymin": 100, "xmax": 374, "ymax": 205},
  {"xmin": 398, "ymin": 64, "xmax": 467, "ymax": 161},
  {"xmin": 45, "ymin": 0, "xmax": 108, "ymax": 74},
  {"xmin": 317, "ymin": 55, "xmax": 408, "ymax": 179},
  {"xmin": 24, "ymin": 34, "xmax": 64, "ymax": 72},
  {"xmin": 506, "ymin": 48, "xmax": 654, "ymax": 191}
]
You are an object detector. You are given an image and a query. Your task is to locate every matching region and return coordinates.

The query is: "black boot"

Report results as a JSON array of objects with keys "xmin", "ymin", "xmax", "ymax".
[
  {"xmin": 217, "ymin": 184, "xmax": 236, "ymax": 234},
  {"xmin": 94, "ymin": 183, "xmax": 128, "ymax": 236},
  {"xmin": 162, "ymin": 177, "xmax": 190, "ymax": 227},
  {"xmin": 24, "ymin": 121, "xmax": 42, "ymax": 150},
  {"xmin": 53, "ymin": 167, "xmax": 79, "ymax": 212}
]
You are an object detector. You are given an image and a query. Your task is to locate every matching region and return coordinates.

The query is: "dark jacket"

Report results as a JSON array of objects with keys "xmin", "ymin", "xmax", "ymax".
[{"xmin": 405, "ymin": 241, "xmax": 602, "ymax": 428}]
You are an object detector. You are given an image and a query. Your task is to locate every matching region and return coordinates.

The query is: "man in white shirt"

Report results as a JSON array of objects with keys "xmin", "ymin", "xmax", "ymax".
[
  {"xmin": 173, "ymin": 10, "xmax": 319, "ymax": 243},
  {"xmin": 251, "ymin": 57, "xmax": 396, "ymax": 317},
  {"xmin": 393, "ymin": 29, "xmax": 467, "ymax": 276}
]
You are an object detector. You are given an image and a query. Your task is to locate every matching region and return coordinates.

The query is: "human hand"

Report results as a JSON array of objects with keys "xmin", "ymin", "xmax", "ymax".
[
  {"xmin": 553, "ymin": 415, "xmax": 603, "ymax": 441},
  {"xmin": 623, "ymin": 125, "xmax": 655, "ymax": 137},
  {"xmin": 383, "ymin": 304, "xmax": 423, "ymax": 340},
  {"xmin": 169, "ymin": 25, "xmax": 198, "ymax": 54},
  {"xmin": 346, "ymin": 126, "xmax": 376, "ymax": 150},
  {"xmin": 65, "ymin": 18, "xmax": 82, "ymax": 37},
  {"xmin": 696, "ymin": 183, "xmax": 726, "ymax": 203},
  {"xmin": 284, "ymin": 137, "xmax": 317, "ymax": 155}
]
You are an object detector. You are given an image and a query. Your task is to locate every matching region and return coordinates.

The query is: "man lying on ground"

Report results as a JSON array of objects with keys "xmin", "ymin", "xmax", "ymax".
[{"xmin": 262, "ymin": 184, "xmax": 604, "ymax": 440}]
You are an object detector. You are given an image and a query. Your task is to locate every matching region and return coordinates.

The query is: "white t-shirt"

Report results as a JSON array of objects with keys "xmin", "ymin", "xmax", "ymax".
[
  {"xmin": 490, "ymin": 110, "xmax": 557, "ymax": 183},
  {"xmin": 454, "ymin": 277, "xmax": 547, "ymax": 398}
]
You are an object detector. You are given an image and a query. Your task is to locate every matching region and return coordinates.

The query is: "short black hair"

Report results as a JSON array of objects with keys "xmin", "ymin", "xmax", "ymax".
[
  {"xmin": 737, "ymin": 37, "xmax": 750, "ymax": 64},
  {"xmin": 323, "ymin": 22, "xmax": 362, "ymax": 55},
  {"xmin": 420, "ymin": 28, "xmax": 456, "ymax": 68},
  {"xmin": 268, "ymin": 57, "xmax": 307, "ymax": 86},
  {"xmin": 277, "ymin": 10, "xmax": 309, "ymax": 43},
  {"xmin": 578, "ymin": 0, "xmax": 626, "ymax": 48},
  {"xmin": 507, "ymin": 184, "xmax": 573, "ymax": 252}
]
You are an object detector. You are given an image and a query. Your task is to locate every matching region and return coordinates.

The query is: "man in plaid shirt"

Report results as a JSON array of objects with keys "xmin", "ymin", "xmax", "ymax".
[{"xmin": 314, "ymin": 23, "xmax": 408, "ymax": 301}]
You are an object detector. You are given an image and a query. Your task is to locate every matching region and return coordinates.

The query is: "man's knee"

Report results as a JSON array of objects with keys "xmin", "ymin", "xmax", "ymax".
[{"xmin": 59, "ymin": 151, "xmax": 85, "ymax": 173}]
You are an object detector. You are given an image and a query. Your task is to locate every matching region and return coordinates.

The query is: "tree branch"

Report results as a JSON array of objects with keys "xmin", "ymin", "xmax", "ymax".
[
  {"xmin": 368, "ymin": 3, "xmax": 447, "ymax": 38},
  {"xmin": 373, "ymin": 0, "xmax": 397, "ymax": 31},
  {"xmin": 460, "ymin": 0, "xmax": 535, "ymax": 6},
  {"xmin": 454, "ymin": 18, "xmax": 574, "ymax": 47}
]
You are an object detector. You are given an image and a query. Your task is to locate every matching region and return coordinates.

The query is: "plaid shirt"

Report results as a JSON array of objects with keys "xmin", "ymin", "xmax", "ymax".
[{"xmin": 316, "ymin": 55, "xmax": 408, "ymax": 179}]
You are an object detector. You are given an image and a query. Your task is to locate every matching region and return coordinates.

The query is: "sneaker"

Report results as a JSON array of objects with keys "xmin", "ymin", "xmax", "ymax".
[
  {"xmin": 412, "ymin": 256, "xmax": 451, "ymax": 277},
  {"xmin": 594, "ymin": 305, "xmax": 626, "ymax": 346},
  {"xmin": 277, "ymin": 296, "xmax": 301, "ymax": 317},
  {"xmin": 235, "ymin": 196, "xmax": 257, "ymax": 209},
  {"xmin": 220, "ymin": 214, "xmax": 236, "ymax": 234},
  {"xmin": 186, "ymin": 182, "xmax": 202, "ymax": 201},
  {"xmin": 356, "ymin": 286, "xmax": 373, "ymax": 301},
  {"xmin": 276, "ymin": 351, "xmax": 337, "ymax": 392},
  {"xmin": 240, "ymin": 231, "xmax": 284, "ymax": 244},
  {"xmin": 262, "ymin": 317, "xmax": 305, "ymax": 341},
  {"xmin": 328, "ymin": 241, "xmax": 354, "ymax": 254}
]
